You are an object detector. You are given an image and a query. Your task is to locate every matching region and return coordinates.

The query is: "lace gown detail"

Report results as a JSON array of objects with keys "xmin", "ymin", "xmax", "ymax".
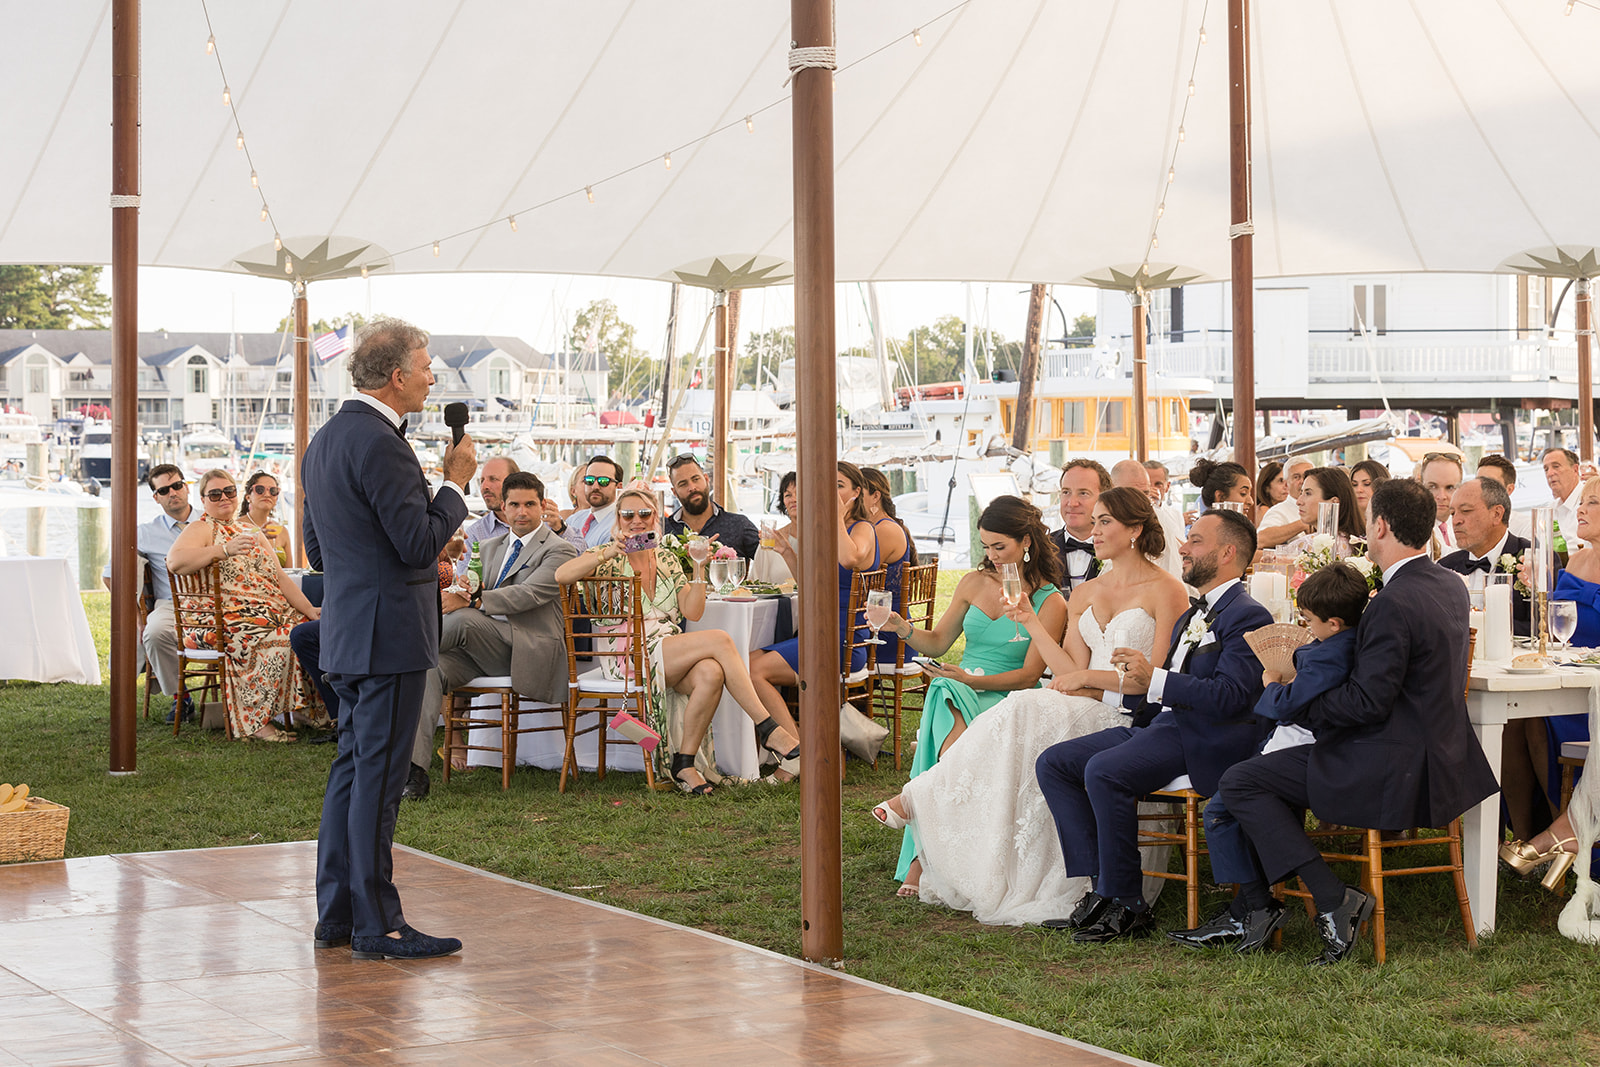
[{"xmin": 904, "ymin": 606, "xmax": 1160, "ymax": 926}]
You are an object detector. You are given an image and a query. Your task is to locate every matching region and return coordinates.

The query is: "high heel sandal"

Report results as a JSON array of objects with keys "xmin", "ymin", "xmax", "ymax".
[
  {"xmin": 753, "ymin": 717, "xmax": 800, "ymax": 763},
  {"xmin": 871, "ymin": 799, "xmax": 909, "ymax": 831},
  {"xmin": 670, "ymin": 752, "xmax": 714, "ymax": 796},
  {"xmin": 1500, "ymin": 836, "xmax": 1579, "ymax": 888}
]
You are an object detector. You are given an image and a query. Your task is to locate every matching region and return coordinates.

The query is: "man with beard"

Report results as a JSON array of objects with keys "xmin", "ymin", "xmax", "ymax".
[
  {"xmin": 663, "ymin": 453, "xmax": 759, "ymax": 559},
  {"xmin": 554, "ymin": 455, "xmax": 623, "ymax": 549},
  {"xmin": 454, "ymin": 456, "xmax": 518, "ymax": 576}
]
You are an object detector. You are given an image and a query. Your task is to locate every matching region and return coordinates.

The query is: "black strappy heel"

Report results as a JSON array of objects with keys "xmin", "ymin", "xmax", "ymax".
[
  {"xmin": 670, "ymin": 752, "xmax": 713, "ymax": 796},
  {"xmin": 754, "ymin": 716, "xmax": 800, "ymax": 762}
]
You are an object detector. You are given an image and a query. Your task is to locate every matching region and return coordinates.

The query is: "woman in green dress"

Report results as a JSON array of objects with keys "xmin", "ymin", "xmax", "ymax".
[{"xmin": 883, "ymin": 495, "xmax": 1067, "ymax": 894}]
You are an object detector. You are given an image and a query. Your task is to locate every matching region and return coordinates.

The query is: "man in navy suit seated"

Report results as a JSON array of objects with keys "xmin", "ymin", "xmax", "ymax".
[
  {"xmin": 301, "ymin": 317, "xmax": 476, "ymax": 962},
  {"xmin": 1035, "ymin": 509, "xmax": 1272, "ymax": 943},
  {"xmin": 1438, "ymin": 475, "xmax": 1530, "ymax": 636}
]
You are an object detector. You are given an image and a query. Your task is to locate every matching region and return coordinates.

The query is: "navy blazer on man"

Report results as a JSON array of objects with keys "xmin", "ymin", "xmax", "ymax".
[
  {"xmin": 302, "ymin": 402, "xmax": 467, "ymax": 675},
  {"xmin": 1126, "ymin": 581, "xmax": 1274, "ymax": 796},
  {"xmin": 1438, "ymin": 531, "xmax": 1531, "ymax": 637},
  {"xmin": 1297, "ymin": 556, "xmax": 1498, "ymax": 830}
]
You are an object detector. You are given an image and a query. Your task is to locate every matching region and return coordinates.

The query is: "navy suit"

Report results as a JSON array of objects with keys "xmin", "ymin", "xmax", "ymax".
[
  {"xmin": 1035, "ymin": 581, "xmax": 1271, "ymax": 901},
  {"xmin": 302, "ymin": 400, "xmax": 467, "ymax": 939},
  {"xmin": 1438, "ymin": 531, "xmax": 1530, "ymax": 637}
]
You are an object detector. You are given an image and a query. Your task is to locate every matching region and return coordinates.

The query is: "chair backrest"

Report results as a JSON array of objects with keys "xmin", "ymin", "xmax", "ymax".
[
  {"xmin": 848, "ymin": 568, "xmax": 886, "ymax": 673},
  {"xmin": 562, "ymin": 575, "xmax": 649, "ymax": 689},
  {"xmin": 894, "ymin": 562, "xmax": 940, "ymax": 668},
  {"xmin": 170, "ymin": 565, "xmax": 225, "ymax": 651}
]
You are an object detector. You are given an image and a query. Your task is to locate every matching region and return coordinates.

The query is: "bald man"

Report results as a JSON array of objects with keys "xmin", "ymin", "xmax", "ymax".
[{"xmin": 1110, "ymin": 459, "xmax": 1186, "ymax": 585}]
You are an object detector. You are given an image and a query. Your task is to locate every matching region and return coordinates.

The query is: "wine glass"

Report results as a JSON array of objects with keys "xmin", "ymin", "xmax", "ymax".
[
  {"xmin": 725, "ymin": 556, "xmax": 747, "ymax": 593},
  {"xmin": 707, "ymin": 559, "xmax": 729, "ymax": 596},
  {"xmin": 999, "ymin": 562, "xmax": 1027, "ymax": 642},
  {"xmin": 1550, "ymin": 599, "xmax": 1579, "ymax": 654},
  {"xmin": 685, "ymin": 537, "xmax": 711, "ymax": 565},
  {"xmin": 865, "ymin": 590, "xmax": 892, "ymax": 644}
]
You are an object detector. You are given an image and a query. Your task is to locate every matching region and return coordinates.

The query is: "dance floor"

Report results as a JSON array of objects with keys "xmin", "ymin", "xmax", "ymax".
[{"xmin": 0, "ymin": 841, "xmax": 1149, "ymax": 1066}]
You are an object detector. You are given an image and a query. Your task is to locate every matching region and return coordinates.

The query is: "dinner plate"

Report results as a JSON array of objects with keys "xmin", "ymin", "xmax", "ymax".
[
  {"xmin": 720, "ymin": 595, "xmax": 758, "ymax": 603},
  {"xmin": 1504, "ymin": 665, "xmax": 1554, "ymax": 675}
]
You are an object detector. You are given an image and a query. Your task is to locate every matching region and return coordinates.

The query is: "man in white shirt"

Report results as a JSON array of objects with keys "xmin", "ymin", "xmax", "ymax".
[
  {"xmin": 455, "ymin": 456, "xmax": 517, "ymax": 575},
  {"xmin": 1143, "ymin": 460, "xmax": 1173, "ymax": 507},
  {"xmin": 1476, "ymin": 453, "xmax": 1531, "ymax": 540},
  {"xmin": 1543, "ymin": 447, "xmax": 1583, "ymax": 545},
  {"xmin": 1256, "ymin": 459, "xmax": 1313, "ymax": 549},
  {"xmin": 554, "ymin": 456, "xmax": 622, "ymax": 549},
  {"xmin": 1111, "ymin": 459, "xmax": 1185, "ymax": 584},
  {"xmin": 1419, "ymin": 452, "xmax": 1463, "ymax": 552}
]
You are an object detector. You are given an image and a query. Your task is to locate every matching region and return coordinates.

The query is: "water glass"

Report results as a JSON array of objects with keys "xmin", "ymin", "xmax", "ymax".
[
  {"xmin": 1550, "ymin": 599, "xmax": 1579, "ymax": 652},
  {"xmin": 865, "ymin": 590, "xmax": 892, "ymax": 644},
  {"xmin": 725, "ymin": 556, "xmax": 747, "ymax": 592},
  {"xmin": 707, "ymin": 559, "xmax": 729, "ymax": 595}
]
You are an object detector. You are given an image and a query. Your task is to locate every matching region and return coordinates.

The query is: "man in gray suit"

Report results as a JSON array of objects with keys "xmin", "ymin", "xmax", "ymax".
[{"xmin": 408, "ymin": 471, "xmax": 579, "ymax": 787}]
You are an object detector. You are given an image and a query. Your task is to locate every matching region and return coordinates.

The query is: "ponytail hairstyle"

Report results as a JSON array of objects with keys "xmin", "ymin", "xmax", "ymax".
[{"xmin": 860, "ymin": 467, "xmax": 919, "ymax": 565}]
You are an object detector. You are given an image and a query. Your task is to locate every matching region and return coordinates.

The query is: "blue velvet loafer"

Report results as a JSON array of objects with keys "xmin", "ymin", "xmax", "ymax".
[
  {"xmin": 350, "ymin": 924, "xmax": 462, "ymax": 960},
  {"xmin": 313, "ymin": 921, "xmax": 352, "ymax": 948}
]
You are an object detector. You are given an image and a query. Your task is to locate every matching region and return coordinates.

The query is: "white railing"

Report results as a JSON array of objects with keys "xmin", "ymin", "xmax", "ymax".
[{"xmin": 1138, "ymin": 337, "xmax": 1578, "ymax": 384}]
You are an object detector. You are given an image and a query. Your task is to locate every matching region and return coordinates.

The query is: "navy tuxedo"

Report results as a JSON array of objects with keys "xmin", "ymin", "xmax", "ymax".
[
  {"xmin": 302, "ymin": 400, "xmax": 468, "ymax": 939},
  {"xmin": 1035, "ymin": 581, "xmax": 1272, "ymax": 901},
  {"xmin": 1438, "ymin": 532, "xmax": 1531, "ymax": 637}
]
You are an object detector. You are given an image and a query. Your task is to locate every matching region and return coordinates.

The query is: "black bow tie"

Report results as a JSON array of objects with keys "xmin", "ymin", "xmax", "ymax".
[
  {"xmin": 1189, "ymin": 595, "xmax": 1208, "ymax": 611},
  {"xmin": 396, "ymin": 418, "xmax": 409, "ymax": 439},
  {"xmin": 1063, "ymin": 536, "xmax": 1095, "ymax": 555},
  {"xmin": 1461, "ymin": 556, "xmax": 1493, "ymax": 574}
]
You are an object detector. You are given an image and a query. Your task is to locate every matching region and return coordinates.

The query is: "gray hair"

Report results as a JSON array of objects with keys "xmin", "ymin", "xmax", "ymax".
[
  {"xmin": 1474, "ymin": 474, "xmax": 1512, "ymax": 524},
  {"xmin": 348, "ymin": 317, "xmax": 430, "ymax": 391}
]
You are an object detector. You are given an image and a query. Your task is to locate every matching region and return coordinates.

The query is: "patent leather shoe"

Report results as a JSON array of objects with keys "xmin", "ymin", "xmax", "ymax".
[
  {"xmin": 400, "ymin": 764, "xmax": 430, "ymax": 801},
  {"xmin": 313, "ymin": 921, "xmax": 352, "ymax": 948},
  {"xmin": 1042, "ymin": 891, "xmax": 1109, "ymax": 931},
  {"xmin": 1072, "ymin": 902, "xmax": 1156, "ymax": 944},
  {"xmin": 1167, "ymin": 907, "xmax": 1247, "ymax": 950},
  {"xmin": 1309, "ymin": 886, "xmax": 1373, "ymax": 966},
  {"xmin": 1235, "ymin": 901, "xmax": 1288, "ymax": 955},
  {"xmin": 350, "ymin": 924, "xmax": 462, "ymax": 961}
]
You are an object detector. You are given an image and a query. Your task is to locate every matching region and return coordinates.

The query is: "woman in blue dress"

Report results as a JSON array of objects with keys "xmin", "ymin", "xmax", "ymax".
[
  {"xmin": 748, "ymin": 461, "xmax": 879, "ymax": 782},
  {"xmin": 860, "ymin": 467, "xmax": 917, "ymax": 664}
]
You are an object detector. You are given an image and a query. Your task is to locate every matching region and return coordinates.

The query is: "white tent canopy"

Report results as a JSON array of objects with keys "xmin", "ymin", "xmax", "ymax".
[{"xmin": 5, "ymin": 1, "xmax": 1600, "ymax": 284}]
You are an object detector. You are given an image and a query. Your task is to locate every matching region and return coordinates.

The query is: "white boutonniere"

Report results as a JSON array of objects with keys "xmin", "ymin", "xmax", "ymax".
[{"xmin": 1184, "ymin": 612, "xmax": 1211, "ymax": 646}]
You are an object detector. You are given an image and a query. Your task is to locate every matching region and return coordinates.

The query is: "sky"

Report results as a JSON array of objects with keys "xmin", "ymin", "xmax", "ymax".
[{"xmin": 123, "ymin": 267, "xmax": 1101, "ymax": 366}]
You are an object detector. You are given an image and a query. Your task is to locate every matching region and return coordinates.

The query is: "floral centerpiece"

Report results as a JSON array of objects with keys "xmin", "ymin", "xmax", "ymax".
[
  {"xmin": 1292, "ymin": 534, "xmax": 1381, "ymax": 593},
  {"xmin": 660, "ymin": 533, "xmax": 695, "ymax": 578}
]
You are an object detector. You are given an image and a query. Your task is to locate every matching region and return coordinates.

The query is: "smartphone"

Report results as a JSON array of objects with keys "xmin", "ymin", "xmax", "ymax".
[
  {"xmin": 620, "ymin": 530, "xmax": 658, "ymax": 553},
  {"xmin": 912, "ymin": 656, "xmax": 943, "ymax": 671}
]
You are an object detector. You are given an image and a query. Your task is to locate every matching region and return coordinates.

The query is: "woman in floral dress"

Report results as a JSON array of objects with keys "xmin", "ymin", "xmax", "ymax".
[
  {"xmin": 556, "ymin": 484, "xmax": 801, "ymax": 794},
  {"xmin": 167, "ymin": 468, "xmax": 321, "ymax": 742}
]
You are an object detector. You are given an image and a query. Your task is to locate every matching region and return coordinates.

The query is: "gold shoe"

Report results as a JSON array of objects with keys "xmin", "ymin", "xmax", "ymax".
[{"xmin": 1500, "ymin": 837, "xmax": 1578, "ymax": 879}]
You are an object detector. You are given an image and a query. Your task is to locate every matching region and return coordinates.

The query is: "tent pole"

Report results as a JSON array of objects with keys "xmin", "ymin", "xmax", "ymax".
[
  {"xmin": 724, "ymin": 288, "xmax": 742, "ymax": 504},
  {"xmin": 109, "ymin": 0, "xmax": 140, "ymax": 775},
  {"xmin": 293, "ymin": 284, "xmax": 310, "ymax": 567},
  {"xmin": 712, "ymin": 290, "xmax": 733, "ymax": 505},
  {"xmin": 1131, "ymin": 287, "xmax": 1149, "ymax": 461},
  {"xmin": 1579, "ymin": 277, "xmax": 1593, "ymax": 463},
  {"xmin": 1228, "ymin": 0, "xmax": 1256, "ymax": 476},
  {"xmin": 792, "ymin": 0, "xmax": 843, "ymax": 967},
  {"xmin": 1011, "ymin": 284, "xmax": 1045, "ymax": 454}
]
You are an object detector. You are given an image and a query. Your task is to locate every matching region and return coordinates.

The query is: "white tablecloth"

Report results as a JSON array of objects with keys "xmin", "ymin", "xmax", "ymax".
[
  {"xmin": 0, "ymin": 557, "xmax": 101, "ymax": 684},
  {"xmin": 464, "ymin": 595, "xmax": 787, "ymax": 778}
]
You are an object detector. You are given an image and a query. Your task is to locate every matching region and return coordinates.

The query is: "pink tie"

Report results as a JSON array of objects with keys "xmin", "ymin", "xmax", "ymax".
[{"xmin": 582, "ymin": 514, "xmax": 595, "ymax": 536}]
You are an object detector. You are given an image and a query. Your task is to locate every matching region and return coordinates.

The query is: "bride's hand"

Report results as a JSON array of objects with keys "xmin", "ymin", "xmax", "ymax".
[{"xmin": 1112, "ymin": 648, "xmax": 1152, "ymax": 690}]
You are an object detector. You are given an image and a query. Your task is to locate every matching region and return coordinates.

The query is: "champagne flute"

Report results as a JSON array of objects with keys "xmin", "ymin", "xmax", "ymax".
[
  {"xmin": 865, "ymin": 589, "xmax": 892, "ymax": 644},
  {"xmin": 1550, "ymin": 599, "xmax": 1578, "ymax": 654},
  {"xmin": 1000, "ymin": 562, "xmax": 1027, "ymax": 642},
  {"xmin": 1111, "ymin": 625, "xmax": 1129, "ymax": 692}
]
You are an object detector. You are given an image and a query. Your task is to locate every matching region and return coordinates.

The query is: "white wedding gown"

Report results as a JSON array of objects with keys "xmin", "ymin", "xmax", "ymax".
[{"xmin": 904, "ymin": 605, "xmax": 1168, "ymax": 926}]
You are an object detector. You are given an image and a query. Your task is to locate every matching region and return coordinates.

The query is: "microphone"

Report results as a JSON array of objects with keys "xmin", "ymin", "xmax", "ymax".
[{"xmin": 443, "ymin": 402, "xmax": 470, "ymax": 445}]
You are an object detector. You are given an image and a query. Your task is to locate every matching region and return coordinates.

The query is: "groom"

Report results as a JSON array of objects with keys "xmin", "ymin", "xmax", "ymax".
[{"xmin": 1035, "ymin": 509, "xmax": 1272, "ymax": 942}]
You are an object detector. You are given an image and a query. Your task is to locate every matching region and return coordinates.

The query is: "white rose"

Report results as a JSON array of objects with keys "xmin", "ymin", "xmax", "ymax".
[{"xmin": 1311, "ymin": 533, "xmax": 1336, "ymax": 554}]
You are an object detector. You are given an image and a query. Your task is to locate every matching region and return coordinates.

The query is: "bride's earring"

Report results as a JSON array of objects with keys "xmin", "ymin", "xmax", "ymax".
[
  {"xmin": 1023, "ymin": 548, "xmax": 1031, "ymax": 562},
  {"xmin": 1130, "ymin": 537, "xmax": 1137, "ymax": 549}
]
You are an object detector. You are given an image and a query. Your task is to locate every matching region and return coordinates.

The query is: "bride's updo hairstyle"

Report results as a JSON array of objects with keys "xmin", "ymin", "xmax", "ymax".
[
  {"xmin": 976, "ymin": 495, "xmax": 1059, "ymax": 591},
  {"xmin": 1097, "ymin": 486, "xmax": 1165, "ymax": 560},
  {"xmin": 1189, "ymin": 458, "xmax": 1251, "ymax": 509}
]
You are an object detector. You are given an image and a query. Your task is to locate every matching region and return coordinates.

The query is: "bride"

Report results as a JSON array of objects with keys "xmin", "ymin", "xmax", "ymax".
[{"xmin": 871, "ymin": 487, "xmax": 1189, "ymax": 924}]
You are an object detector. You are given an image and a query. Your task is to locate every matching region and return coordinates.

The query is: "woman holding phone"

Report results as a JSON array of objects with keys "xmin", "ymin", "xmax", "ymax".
[{"xmin": 556, "ymin": 485, "xmax": 801, "ymax": 795}]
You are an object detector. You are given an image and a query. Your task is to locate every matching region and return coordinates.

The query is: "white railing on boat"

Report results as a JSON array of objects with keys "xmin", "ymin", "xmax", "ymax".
[{"xmin": 1116, "ymin": 338, "xmax": 1580, "ymax": 384}]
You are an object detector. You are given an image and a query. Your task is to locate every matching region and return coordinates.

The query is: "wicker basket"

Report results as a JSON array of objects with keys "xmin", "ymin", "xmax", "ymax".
[{"xmin": 0, "ymin": 798, "xmax": 70, "ymax": 863}]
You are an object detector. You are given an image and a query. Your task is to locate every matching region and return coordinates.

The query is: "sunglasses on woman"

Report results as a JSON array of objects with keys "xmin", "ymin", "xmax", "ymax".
[
  {"xmin": 204, "ymin": 486, "xmax": 238, "ymax": 502},
  {"xmin": 251, "ymin": 485, "xmax": 280, "ymax": 497},
  {"xmin": 583, "ymin": 475, "xmax": 615, "ymax": 487},
  {"xmin": 617, "ymin": 508, "xmax": 654, "ymax": 520}
]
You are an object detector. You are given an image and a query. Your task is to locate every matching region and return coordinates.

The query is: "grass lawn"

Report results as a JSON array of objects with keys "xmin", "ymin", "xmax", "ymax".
[{"xmin": 2, "ymin": 587, "xmax": 1599, "ymax": 1065}]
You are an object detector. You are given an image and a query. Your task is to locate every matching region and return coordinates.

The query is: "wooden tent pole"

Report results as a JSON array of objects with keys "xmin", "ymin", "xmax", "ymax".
[
  {"xmin": 1011, "ymin": 284, "xmax": 1045, "ymax": 453},
  {"xmin": 713, "ymin": 291, "xmax": 731, "ymax": 503},
  {"xmin": 1228, "ymin": 0, "xmax": 1256, "ymax": 475},
  {"xmin": 1131, "ymin": 288, "xmax": 1150, "ymax": 461},
  {"xmin": 293, "ymin": 285, "xmax": 310, "ymax": 567},
  {"xmin": 1579, "ymin": 277, "xmax": 1593, "ymax": 463},
  {"xmin": 792, "ymin": 0, "xmax": 844, "ymax": 967},
  {"xmin": 109, "ymin": 0, "xmax": 140, "ymax": 774}
]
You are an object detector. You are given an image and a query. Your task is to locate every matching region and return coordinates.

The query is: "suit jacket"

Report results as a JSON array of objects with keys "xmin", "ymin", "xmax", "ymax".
[
  {"xmin": 1050, "ymin": 528, "xmax": 1100, "ymax": 591},
  {"xmin": 1299, "ymin": 556, "xmax": 1498, "ymax": 830},
  {"xmin": 1125, "ymin": 582, "xmax": 1274, "ymax": 795},
  {"xmin": 301, "ymin": 400, "xmax": 468, "ymax": 675},
  {"xmin": 476, "ymin": 526, "xmax": 579, "ymax": 703},
  {"xmin": 1438, "ymin": 531, "xmax": 1531, "ymax": 637}
]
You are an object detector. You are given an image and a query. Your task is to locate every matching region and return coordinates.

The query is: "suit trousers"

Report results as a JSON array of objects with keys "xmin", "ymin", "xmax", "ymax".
[
  {"xmin": 1037, "ymin": 715, "xmax": 1190, "ymax": 901},
  {"xmin": 1217, "ymin": 745, "xmax": 1319, "ymax": 885},
  {"xmin": 317, "ymin": 669, "xmax": 428, "ymax": 939},
  {"xmin": 1199, "ymin": 792, "xmax": 1265, "ymax": 887},
  {"xmin": 142, "ymin": 597, "xmax": 182, "ymax": 696},
  {"xmin": 289, "ymin": 621, "xmax": 339, "ymax": 719},
  {"xmin": 412, "ymin": 609, "xmax": 513, "ymax": 769}
]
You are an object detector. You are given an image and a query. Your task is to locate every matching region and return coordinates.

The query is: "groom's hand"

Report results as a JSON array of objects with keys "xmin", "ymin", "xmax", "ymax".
[{"xmin": 1112, "ymin": 648, "xmax": 1152, "ymax": 690}]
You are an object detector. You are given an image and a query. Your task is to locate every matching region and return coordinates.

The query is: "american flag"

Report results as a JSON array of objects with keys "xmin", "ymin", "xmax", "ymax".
[{"xmin": 312, "ymin": 325, "xmax": 353, "ymax": 362}]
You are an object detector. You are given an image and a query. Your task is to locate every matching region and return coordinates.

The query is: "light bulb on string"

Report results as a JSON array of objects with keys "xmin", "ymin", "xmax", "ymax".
[
  {"xmin": 360, "ymin": 265, "xmax": 369, "ymax": 279},
  {"xmin": 284, "ymin": 257, "xmax": 293, "ymax": 275},
  {"xmin": 508, "ymin": 215, "xmax": 517, "ymax": 232},
  {"xmin": 1157, "ymin": 202, "xmax": 1165, "ymax": 218},
  {"xmin": 663, "ymin": 153, "xmax": 672, "ymax": 170},
  {"xmin": 745, "ymin": 115, "xmax": 754, "ymax": 132},
  {"xmin": 273, "ymin": 234, "xmax": 282, "ymax": 251},
  {"xmin": 1178, "ymin": 126, "xmax": 1185, "ymax": 142},
  {"xmin": 1187, "ymin": 80, "xmax": 1195, "ymax": 97},
  {"xmin": 250, "ymin": 170, "xmax": 258, "ymax": 188},
  {"xmin": 913, "ymin": 27, "xmax": 922, "ymax": 46},
  {"xmin": 206, "ymin": 35, "xmax": 215, "ymax": 55},
  {"xmin": 1200, "ymin": 25, "xmax": 1208, "ymax": 43},
  {"xmin": 433, "ymin": 241, "xmax": 441, "ymax": 257},
  {"xmin": 259, "ymin": 205, "xmax": 268, "ymax": 222},
  {"xmin": 1151, "ymin": 233, "xmax": 1160, "ymax": 249},
  {"xmin": 585, "ymin": 186, "xmax": 595, "ymax": 203},
  {"xmin": 221, "ymin": 86, "xmax": 231, "ymax": 106},
  {"xmin": 235, "ymin": 131, "xmax": 244, "ymax": 150},
  {"xmin": 1167, "ymin": 166, "xmax": 1175, "ymax": 183},
  {"xmin": 1567, "ymin": 0, "xmax": 1576, "ymax": 13}
]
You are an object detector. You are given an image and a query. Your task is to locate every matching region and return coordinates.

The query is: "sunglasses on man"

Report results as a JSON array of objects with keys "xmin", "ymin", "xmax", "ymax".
[
  {"xmin": 584, "ymin": 475, "xmax": 615, "ymax": 487},
  {"xmin": 203, "ymin": 486, "xmax": 239, "ymax": 502},
  {"xmin": 153, "ymin": 481, "xmax": 186, "ymax": 497}
]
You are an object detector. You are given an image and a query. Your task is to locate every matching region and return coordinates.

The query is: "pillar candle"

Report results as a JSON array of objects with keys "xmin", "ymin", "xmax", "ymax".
[{"xmin": 1484, "ymin": 583, "xmax": 1513, "ymax": 662}]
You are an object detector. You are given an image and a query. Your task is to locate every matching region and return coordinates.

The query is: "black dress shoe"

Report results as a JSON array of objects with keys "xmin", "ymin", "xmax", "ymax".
[
  {"xmin": 350, "ymin": 924, "xmax": 462, "ymax": 960},
  {"xmin": 1042, "ymin": 891, "xmax": 1109, "ymax": 931},
  {"xmin": 1235, "ymin": 901, "xmax": 1288, "ymax": 955},
  {"xmin": 1310, "ymin": 886, "xmax": 1374, "ymax": 966},
  {"xmin": 1167, "ymin": 907, "xmax": 1247, "ymax": 950},
  {"xmin": 1073, "ymin": 902, "xmax": 1156, "ymax": 944},
  {"xmin": 400, "ymin": 764, "xmax": 430, "ymax": 800},
  {"xmin": 313, "ymin": 921, "xmax": 352, "ymax": 948}
]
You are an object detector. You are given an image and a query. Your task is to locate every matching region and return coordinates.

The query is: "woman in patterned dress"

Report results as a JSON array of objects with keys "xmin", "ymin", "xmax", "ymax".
[
  {"xmin": 555, "ymin": 485, "xmax": 800, "ymax": 795},
  {"xmin": 167, "ymin": 468, "xmax": 321, "ymax": 742}
]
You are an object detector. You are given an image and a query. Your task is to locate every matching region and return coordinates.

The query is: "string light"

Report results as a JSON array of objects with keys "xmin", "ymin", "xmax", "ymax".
[
  {"xmin": 663, "ymin": 152, "xmax": 672, "ymax": 170},
  {"xmin": 585, "ymin": 186, "xmax": 595, "ymax": 203},
  {"xmin": 250, "ymin": 170, "xmax": 258, "ymax": 188},
  {"xmin": 432, "ymin": 241, "xmax": 441, "ymax": 257},
  {"xmin": 745, "ymin": 115, "xmax": 754, "ymax": 132},
  {"xmin": 273, "ymin": 234, "xmax": 282, "ymax": 250},
  {"xmin": 1151, "ymin": 233, "xmax": 1159, "ymax": 249},
  {"xmin": 360, "ymin": 265, "xmax": 369, "ymax": 279},
  {"xmin": 206, "ymin": 35, "xmax": 215, "ymax": 54},
  {"xmin": 1178, "ymin": 126, "xmax": 1186, "ymax": 142},
  {"xmin": 1157, "ymin": 202, "xmax": 1165, "ymax": 217},
  {"xmin": 283, "ymin": 257, "xmax": 293, "ymax": 275},
  {"xmin": 1567, "ymin": 0, "xmax": 1576, "ymax": 13},
  {"xmin": 1145, "ymin": 0, "xmax": 1209, "ymax": 264},
  {"xmin": 508, "ymin": 214, "xmax": 517, "ymax": 232},
  {"xmin": 235, "ymin": 131, "xmax": 244, "ymax": 150},
  {"xmin": 1200, "ymin": 25, "xmax": 1208, "ymax": 43},
  {"xmin": 1168, "ymin": 166, "xmax": 1176, "ymax": 183},
  {"xmin": 914, "ymin": 27, "xmax": 923, "ymax": 45},
  {"xmin": 259, "ymin": 205, "xmax": 268, "ymax": 222},
  {"xmin": 1187, "ymin": 79, "xmax": 1195, "ymax": 97},
  {"xmin": 221, "ymin": 86, "xmax": 231, "ymax": 106}
]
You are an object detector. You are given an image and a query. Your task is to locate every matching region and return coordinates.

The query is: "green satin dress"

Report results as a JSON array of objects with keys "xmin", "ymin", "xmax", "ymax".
[{"xmin": 897, "ymin": 582, "xmax": 1060, "ymax": 880}]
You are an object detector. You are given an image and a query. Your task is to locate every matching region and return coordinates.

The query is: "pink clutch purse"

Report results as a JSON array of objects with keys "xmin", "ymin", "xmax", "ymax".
[{"xmin": 609, "ymin": 711, "xmax": 660, "ymax": 752}]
